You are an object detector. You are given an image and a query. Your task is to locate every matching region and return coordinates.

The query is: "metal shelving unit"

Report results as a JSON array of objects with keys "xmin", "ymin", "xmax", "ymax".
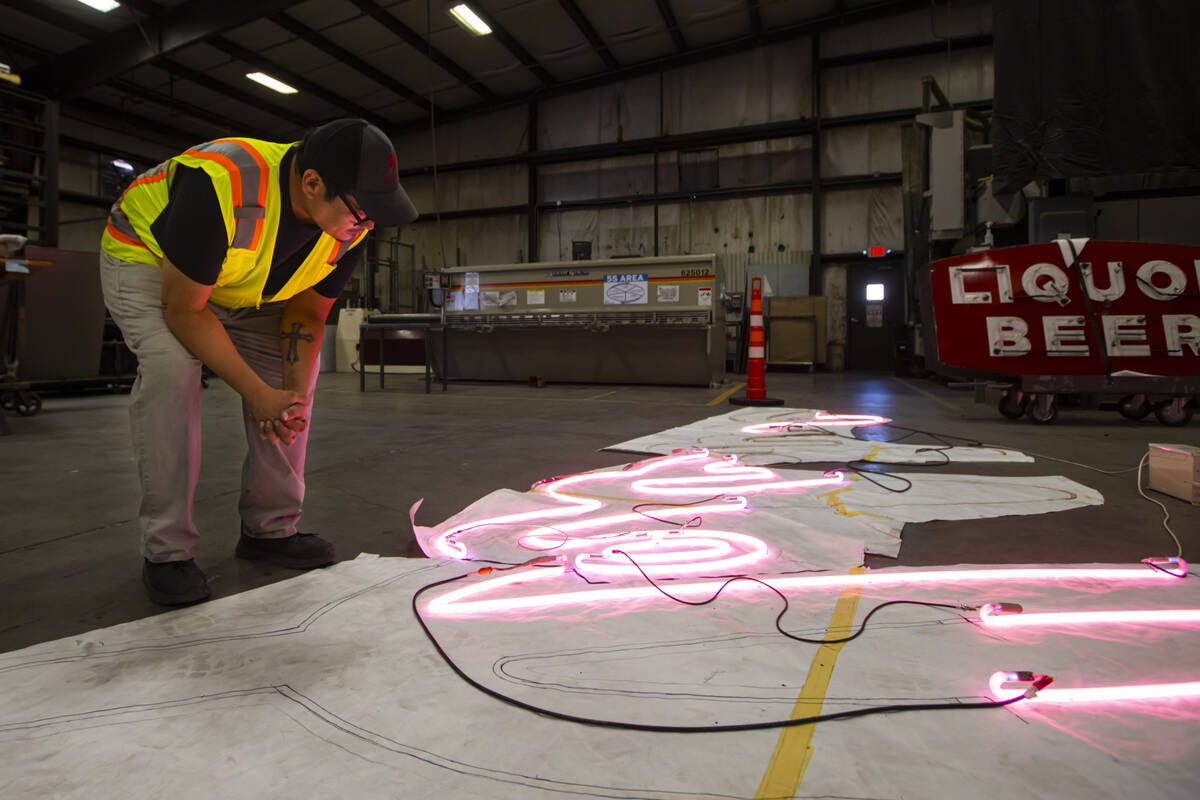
[{"xmin": 0, "ymin": 82, "xmax": 58, "ymax": 247}]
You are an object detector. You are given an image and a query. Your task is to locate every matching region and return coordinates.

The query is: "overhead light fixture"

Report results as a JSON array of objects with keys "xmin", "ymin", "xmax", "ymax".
[
  {"xmin": 246, "ymin": 72, "xmax": 298, "ymax": 95},
  {"xmin": 110, "ymin": 158, "xmax": 134, "ymax": 173},
  {"xmin": 447, "ymin": 3, "xmax": 492, "ymax": 36},
  {"xmin": 76, "ymin": 0, "xmax": 121, "ymax": 11}
]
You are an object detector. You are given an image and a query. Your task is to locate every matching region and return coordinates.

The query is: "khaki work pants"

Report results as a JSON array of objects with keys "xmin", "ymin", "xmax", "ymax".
[{"xmin": 99, "ymin": 251, "xmax": 317, "ymax": 562}]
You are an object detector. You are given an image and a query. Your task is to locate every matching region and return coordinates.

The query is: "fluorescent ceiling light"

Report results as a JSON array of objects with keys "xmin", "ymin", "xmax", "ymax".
[
  {"xmin": 246, "ymin": 72, "xmax": 298, "ymax": 95},
  {"xmin": 76, "ymin": 0, "xmax": 121, "ymax": 11},
  {"xmin": 447, "ymin": 3, "xmax": 492, "ymax": 35}
]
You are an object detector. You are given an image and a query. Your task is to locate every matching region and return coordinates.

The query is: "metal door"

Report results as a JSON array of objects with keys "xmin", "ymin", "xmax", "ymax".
[{"xmin": 846, "ymin": 261, "xmax": 902, "ymax": 370}]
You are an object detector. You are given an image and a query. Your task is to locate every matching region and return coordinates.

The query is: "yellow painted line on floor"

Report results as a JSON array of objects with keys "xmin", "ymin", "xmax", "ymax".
[
  {"xmin": 892, "ymin": 376, "xmax": 962, "ymax": 413},
  {"xmin": 755, "ymin": 566, "xmax": 866, "ymax": 798},
  {"xmin": 709, "ymin": 383, "xmax": 747, "ymax": 406},
  {"xmin": 815, "ymin": 481, "xmax": 889, "ymax": 521}
]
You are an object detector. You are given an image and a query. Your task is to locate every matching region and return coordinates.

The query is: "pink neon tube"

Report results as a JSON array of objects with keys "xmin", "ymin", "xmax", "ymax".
[
  {"xmin": 430, "ymin": 449, "xmax": 844, "ymax": 559},
  {"xmin": 431, "ymin": 450, "xmax": 713, "ymax": 558},
  {"xmin": 989, "ymin": 672, "xmax": 1200, "ymax": 704},
  {"xmin": 425, "ymin": 564, "xmax": 1182, "ymax": 617},
  {"xmin": 630, "ymin": 460, "xmax": 844, "ymax": 496},
  {"xmin": 573, "ymin": 529, "xmax": 770, "ymax": 578},
  {"xmin": 741, "ymin": 412, "xmax": 891, "ymax": 434},
  {"xmin": 980, "ymin": 605, "xmax": 1200, "ymax": 629}
]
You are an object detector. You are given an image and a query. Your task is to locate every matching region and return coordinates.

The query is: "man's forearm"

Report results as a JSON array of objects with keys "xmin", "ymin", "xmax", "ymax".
[
  {"xmin": 165, "ymin": 305, "xmax": 269, "ymax": 402},
  {"xmin": 279, "ymin": 312, "xmax": 324, "ymax": 396}
]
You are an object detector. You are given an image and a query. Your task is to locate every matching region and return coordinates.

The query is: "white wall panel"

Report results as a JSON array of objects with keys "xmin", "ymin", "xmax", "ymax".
[
  {"xmin": 822, "ymin": 186, "xmax": 903, "ymax": 253},
  {"xmin": 56, "ymin": 203, "xmax": 107, "ymax": 252},
  {"xmin": 821, "ymin": 0, "xmax": 992, "ymax": 58},
  {"xmin": 718, "ymin": 137, "xmax": 813, "ymax": 187},
  {"xmin": 821, "ymin": 47, "xmax": 993, "ymax": 116},
  {"xmin": 403, "ymin": 164, "xmax": 528, "ymax": 214},
  {"xmin": 539, "ymin": 205, "xmax": 656, "ymax": 261},
  {"xmin": 400, "ymin": 214, "xmax": 528, "ymax": 269},
  {"xmin": 391, "ymin": 106, "xmax": 530, "ymax": 170},
  {"xmin": 540, "ymin": 154, "xmax": 676, "ymax": 203},
  {"xmin": 663, "ymin": 40, "xmax": 813, "ymax": 133},
  {"xmin": 821, "ymin": 124, "xmax": 902, "ymax": 178},
  {"xmin": 539, "ymin": 74, "xmax": 662, "ymax": 149}
]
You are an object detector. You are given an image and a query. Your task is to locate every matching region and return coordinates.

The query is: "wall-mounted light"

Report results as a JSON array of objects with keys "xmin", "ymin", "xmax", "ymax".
[
  {"xmin": 447, "ymin": 3, "xmax": 492, "ymax": 35},
  {"xmin": 246, "ymin": 72, "xmax": 298, "ymax": 95},
  {"xmin": 76, "ymin": 0, "xmax": 120, "ymax": 11}
]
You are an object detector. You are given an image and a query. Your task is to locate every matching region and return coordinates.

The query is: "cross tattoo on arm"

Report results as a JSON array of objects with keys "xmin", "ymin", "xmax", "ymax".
[{"xmin": 281, "ymin": 322, "xmax": 314, "ymax": 364}]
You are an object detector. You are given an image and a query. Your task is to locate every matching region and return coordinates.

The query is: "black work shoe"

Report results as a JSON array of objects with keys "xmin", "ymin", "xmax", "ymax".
[
  {"xmin": 235, "ymin": 532, "xmax": 336, "ymax": 570},
  {"xmin": 143, "ymin": 559, "xmax": 211, "ymax": 606}
]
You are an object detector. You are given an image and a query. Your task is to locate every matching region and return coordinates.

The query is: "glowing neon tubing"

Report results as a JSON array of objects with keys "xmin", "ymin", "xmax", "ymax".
[
  {"xmin": 573, "ymin": 530, "xmax": 770, "ymax": 577},
  {"xmin": 425, "ymin": 564, "xmax": 1182, "ymax": 617},
  {"xmin": 516, "ymin": 497, "xmax": 749, "ymax": 552},
  {"xmin": 431, "ymin": 450, "xmax": 716, "ymax": 558},
  {"xmin": 432, "ymin": 449, "xmax": 843, "ymax": 559},
  {"xmin": 631, "ymin": 461, "xmax": 845, "ymax": 496},
  {"xmin": 980, "ymin": 605, "xmax": 1200, "ymax": 629},
  {"xmin": 741, "ymin": 412, "xmax": 891, "ymax": 434},
  {"xmin": 989, "ymin": 672, "xmax": 1200, "ymax": 704}
]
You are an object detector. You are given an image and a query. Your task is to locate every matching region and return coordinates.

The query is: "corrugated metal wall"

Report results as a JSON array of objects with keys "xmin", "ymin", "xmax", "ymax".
[{"xmin": 388, "ymin": 2, "xmax": 993, "ymax": 282}]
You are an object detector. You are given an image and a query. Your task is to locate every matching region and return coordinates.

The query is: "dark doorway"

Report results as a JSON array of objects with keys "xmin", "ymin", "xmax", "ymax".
[{"xmin": 846, "ymin": 260, "xmax": 903, "ymax": 370}]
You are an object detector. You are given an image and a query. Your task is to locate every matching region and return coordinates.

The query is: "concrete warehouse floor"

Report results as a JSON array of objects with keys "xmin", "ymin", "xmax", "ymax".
[{"xmin": 1, "ymin": 370, "xmax": 1197, "ymax": 656}]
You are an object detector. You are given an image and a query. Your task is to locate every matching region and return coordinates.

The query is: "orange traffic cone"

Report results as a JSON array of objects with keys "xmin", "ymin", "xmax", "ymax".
[{"xmin": 730, "ymin": 276, "xmax": 783, "ymax": 406}]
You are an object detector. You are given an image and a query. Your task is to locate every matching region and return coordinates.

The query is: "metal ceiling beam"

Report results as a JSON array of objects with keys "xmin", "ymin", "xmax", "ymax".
[
  {"xmin": 390, "ymin": 0, "xmax": 932, "ymax": 135},
  {"xmin": 467, "ymin": 3, "xmax": 555, "ymax": 86},
  {"xmin": 4, "ymin": 1, "xmax": 314, "ymax": 132},
  {"xmin": 7, "ymin": 0, "xmax": 99, "ymax": 42},
  {"xmin": 654, "ymin": 0, "xmax": 687, "ymax": 52},
  {"xmin": 204, "ymin": 37, "xmax": 389, "ymax": 129},
  {"xmin": 149, "ymin": 59, "xmax": 316, "ymax": 129},
  {"xmin": 0, "ymin": 33, "xmax": 227, "ymax": 140},
  {"xmin": 268, "ymin": 12, "xmax": 435, "ymax": 114},
  {"xmin": 345, "ymin": 0, "xmax": 494, "ymax": 101},
  {"xmin": 23, "ymin": 0, "xmax": 309, "ymax": 99},
  {"xmin": 556, "ymin": 0, "xmax": 619, "ymax": 71},
  {"xmin": 67, "ymin": 97, "xmax": 215, "ymax": 149},
  {"xmin": 747, "ymin": 0, "xmax": 762, "ymax": 32},
  {"xmin": 107, "ymin": 78, "xmax": 260, "ymax": 137}
]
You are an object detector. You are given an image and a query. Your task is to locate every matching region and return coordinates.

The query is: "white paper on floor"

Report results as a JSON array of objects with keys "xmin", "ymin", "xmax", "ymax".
[
  {"xmin": 3, "ymin": 555, "xmax": 1197, "ymax": 799},
  {"xmin": 771, "ymin": 471, "xmax": 1104, "ymax": 557},
  {"xmin": 606, "ymin": 407, "xmax": 1033, "ymax": 465},
  {"xmin": 411, "ymin": 451, "xmax": 1102, "ymax": 562}
]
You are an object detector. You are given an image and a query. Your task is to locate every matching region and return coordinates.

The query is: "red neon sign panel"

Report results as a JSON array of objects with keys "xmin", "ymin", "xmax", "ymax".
[{"xmin": 929, "ymin": 240, "xmax": 1200, "ymax": 376}]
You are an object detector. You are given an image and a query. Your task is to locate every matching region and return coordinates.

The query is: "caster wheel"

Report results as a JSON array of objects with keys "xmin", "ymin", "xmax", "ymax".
[
  {"xmin": 1028, "ymin": 394, "xmax": 1058, "ymax": 425},
  {"xmin": 1154, "ymin": 397, "xmax": 1193, "ymax": 427},
  {"xmin": 14, "ymin": 391, "xmax": 41, "ymax": 417},
  {"xmin": 998, "ymin": 390, "xmax": 1029, "ymax": 419},
  {"xmin": 0, "ymin": 391, "xmax": 13, "ymax": 410},
  {"xmin": 1117, "ymin": 394, "xmax": 1151, "ymax": 421}
]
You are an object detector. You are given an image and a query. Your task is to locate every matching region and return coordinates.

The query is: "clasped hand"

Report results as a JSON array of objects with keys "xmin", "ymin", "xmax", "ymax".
[{"xmin": 250, "ymin": 388, "xmax": 309, "ymax": 445}]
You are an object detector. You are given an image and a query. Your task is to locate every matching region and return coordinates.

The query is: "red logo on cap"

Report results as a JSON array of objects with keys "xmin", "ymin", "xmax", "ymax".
[{"xmin": 387, "ymin": 153, "xmax": 396, "ymax": 177}]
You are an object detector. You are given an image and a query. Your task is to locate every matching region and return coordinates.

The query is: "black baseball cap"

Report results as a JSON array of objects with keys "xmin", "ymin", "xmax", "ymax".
[{"xmin": 296, "ymin": 118, "xmax": 419, "ymax": 227}]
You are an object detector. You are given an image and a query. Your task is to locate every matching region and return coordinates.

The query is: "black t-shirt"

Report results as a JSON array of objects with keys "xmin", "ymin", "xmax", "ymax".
[{"xmin": 149, "ymin": 148, "xmax": 362, "ymax": 300}]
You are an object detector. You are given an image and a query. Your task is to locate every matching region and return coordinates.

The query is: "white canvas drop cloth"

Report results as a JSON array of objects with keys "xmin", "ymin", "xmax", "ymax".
[{"xmin": 606, "ymin": 407, "xmax": 1032, "ymax": 465}]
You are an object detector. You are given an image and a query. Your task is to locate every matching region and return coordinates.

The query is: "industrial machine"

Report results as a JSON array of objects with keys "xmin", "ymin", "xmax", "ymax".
[{"xmin": 432, "ymin": 254, "xmax": 723, "ymax": 387}]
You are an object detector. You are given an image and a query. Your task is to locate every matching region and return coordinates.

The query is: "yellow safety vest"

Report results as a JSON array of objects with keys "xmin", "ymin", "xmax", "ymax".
[{"xmin": 101, "ymin": 138, "xmax": 367, "ymax": 308}]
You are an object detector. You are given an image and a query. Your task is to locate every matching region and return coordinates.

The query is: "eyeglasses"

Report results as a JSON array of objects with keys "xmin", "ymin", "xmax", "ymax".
[{"xmin": 338, "ymin": 191, "xmax": 371, "ymax": 226}]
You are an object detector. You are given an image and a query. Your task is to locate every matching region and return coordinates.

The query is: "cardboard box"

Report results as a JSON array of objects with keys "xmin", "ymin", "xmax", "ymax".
[
  {"xmin": 1148, "ymin": 443, "xmax": 1200, "ymax": 505},
  {"xmin": 767, "ymin": 296, "xmax": 827, "ymax": 364}
]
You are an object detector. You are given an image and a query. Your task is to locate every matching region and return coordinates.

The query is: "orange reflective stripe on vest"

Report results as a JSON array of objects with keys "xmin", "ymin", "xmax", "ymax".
[{"xmin": 183, "ymin": 140, "xmax": 268, "ymax": 250}]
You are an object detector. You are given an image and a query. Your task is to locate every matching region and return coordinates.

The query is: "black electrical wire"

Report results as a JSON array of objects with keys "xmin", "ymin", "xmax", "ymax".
[
  {"xmin": 412, "ymin": 562, "xmax": 1027, "ymax": 733},
  {"xmin": 608, "ymin": 549, "xmax": 969, "ymax": 645},
  {"xmin": 630, "ymin": 494, "xmax": 725, "ymax": 527}
]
